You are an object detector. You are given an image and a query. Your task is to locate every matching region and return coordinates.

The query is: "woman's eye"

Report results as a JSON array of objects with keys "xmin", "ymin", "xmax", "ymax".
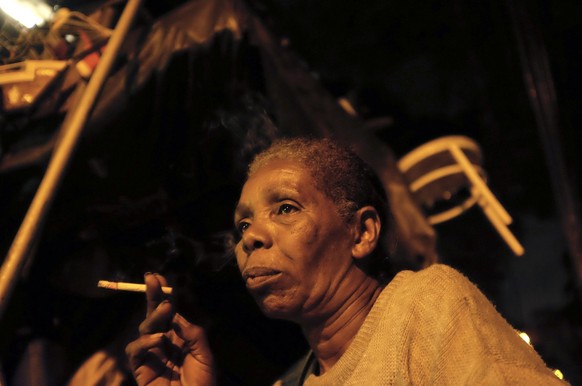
[
  {"xmin": 237, "ymin": 221, "xmax": 250, "ymax": 234},
  {"xmin": 278, "ymin": 204, "xmax": 298, "ymax": 215}
]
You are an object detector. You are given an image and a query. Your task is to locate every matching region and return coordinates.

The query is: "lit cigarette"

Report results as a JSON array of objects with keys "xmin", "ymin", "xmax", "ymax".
[{"xmin": 97, "ymin": 280, "xmax": 173, "ymax": 295}]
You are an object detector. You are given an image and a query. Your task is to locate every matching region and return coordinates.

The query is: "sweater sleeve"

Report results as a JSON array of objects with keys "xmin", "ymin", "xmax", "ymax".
[{"xmin": 410, "ymin": 265, "xmax": 567, "ymax": 385}]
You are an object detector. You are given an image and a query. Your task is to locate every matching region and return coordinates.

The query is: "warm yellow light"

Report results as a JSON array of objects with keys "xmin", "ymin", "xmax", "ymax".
[
  {"xmin": 338, "ymin": 97, "xmax": 358, "ymax": 117},
  {"xmin": 553, "ymin": 369, "xmax": 564, "ymax": 380},
  {"xmin": 517, "ymin": 331, "xmax": 531, "ymax": 345},
  {"xmin": 0, "ymin": 0, "xmax": 53, "ymax": 28}
]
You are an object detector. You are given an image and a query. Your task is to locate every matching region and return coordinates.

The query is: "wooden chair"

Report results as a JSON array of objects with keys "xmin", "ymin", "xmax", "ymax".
[{"xmin": 397, "ymin": 135, "xmax": 524, "ymax": 256}]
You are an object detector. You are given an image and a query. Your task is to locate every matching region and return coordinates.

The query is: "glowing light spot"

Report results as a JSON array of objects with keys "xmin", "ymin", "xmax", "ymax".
[
  {"xmin": 64, "ymin": 34, "xmax": 77, "ymax": 43},
  {"xmin": 518, "ymin": 331, "xmax": 531, "ymax": 345},
  {"xmin": 0, "ymin": 0, "xmax": 53, "ymax": 28},
  {"xmin": 553, "ymin": 369, "xmax": 564, "ymax": 380},
  {"xmin": 338, "ymin": 97, "xmax": 357, "ymax": 117}
]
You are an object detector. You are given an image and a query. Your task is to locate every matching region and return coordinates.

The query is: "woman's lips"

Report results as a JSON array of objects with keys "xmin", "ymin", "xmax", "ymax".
[{"xmin": 243, "ymin": 267, "xmax": 282, "ymax": 290}]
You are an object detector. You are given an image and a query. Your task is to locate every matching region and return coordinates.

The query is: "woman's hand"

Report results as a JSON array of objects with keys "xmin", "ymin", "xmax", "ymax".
[{"xmin": 125, "ymin": 273, "xmax": 215, "ymax": 386}]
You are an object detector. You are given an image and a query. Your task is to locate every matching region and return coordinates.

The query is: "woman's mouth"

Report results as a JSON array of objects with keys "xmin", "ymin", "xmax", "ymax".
[{"xmin": 243, "ymin": 267, "xmax": 282, "ymax": 290}]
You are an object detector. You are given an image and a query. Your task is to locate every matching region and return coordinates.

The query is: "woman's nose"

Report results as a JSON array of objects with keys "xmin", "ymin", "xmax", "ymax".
[{"xmin": 241, "ymin": 221, "xmax": 272, "ymax": 254}]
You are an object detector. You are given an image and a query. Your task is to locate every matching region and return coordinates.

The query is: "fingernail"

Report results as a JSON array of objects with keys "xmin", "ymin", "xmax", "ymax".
[
  {"xmin": 174, "ymin": 313, "xmax": 188, "ymax": 326},
  {"xmin": 156, "ymin": 300, "xmax": 171, "ymax": 309},
  {"xmin": 144, "ymin": 272, "xmax": 152, "ymax": 278}
]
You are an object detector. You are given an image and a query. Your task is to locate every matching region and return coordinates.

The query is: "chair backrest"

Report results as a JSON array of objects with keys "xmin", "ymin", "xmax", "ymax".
[
  {"xmin": 397, "ymin": 135, "xmax": 524, "ymax": 256},
  {"xmin": 398, "ymin": 136, "xmax": 484, "ymax": 224}
]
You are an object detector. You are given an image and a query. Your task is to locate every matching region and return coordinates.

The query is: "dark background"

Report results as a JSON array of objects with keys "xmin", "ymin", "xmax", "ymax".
[{"xmin": 1, "ymin": 0, "xmax": 581, "ymax": 384}]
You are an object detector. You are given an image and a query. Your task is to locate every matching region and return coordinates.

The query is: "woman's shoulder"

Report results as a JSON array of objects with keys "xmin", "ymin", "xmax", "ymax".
[
  {"xmin": 392, "ymin": 263, "xmax": 473, "ymax": 288},
  {"xmin": 387, "ymin": 263, "xmax": 485, "ymax": 305}
]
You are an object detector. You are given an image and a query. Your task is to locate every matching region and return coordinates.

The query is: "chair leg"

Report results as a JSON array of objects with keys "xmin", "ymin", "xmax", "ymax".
[
  {"xmin": 449, "ymin": 143, "xmax": 512, "ymax": 225},
  {"xmin": 449, "ymin": 143, "xmax": 525, "ymax": 256},
  {"xmin": 479, "ymin": 196, "xmax": 525, "ymax": 256}
]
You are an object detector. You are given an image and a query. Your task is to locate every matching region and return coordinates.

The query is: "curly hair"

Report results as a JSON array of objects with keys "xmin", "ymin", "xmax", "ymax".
[{"xmin": 247, "ymin": 137, "xmax": 393, "ymax": 281}]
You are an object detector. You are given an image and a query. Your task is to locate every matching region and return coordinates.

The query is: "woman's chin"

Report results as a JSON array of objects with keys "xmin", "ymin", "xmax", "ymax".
[{"xmin": 256, "ymin": 294, "xmax": 300, "ymax": 320}]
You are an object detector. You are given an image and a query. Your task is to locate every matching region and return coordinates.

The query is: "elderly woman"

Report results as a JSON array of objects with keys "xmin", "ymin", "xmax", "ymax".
[{"xmin": 126, "ymin": 137, "xmax": 565, "ymax": 385}]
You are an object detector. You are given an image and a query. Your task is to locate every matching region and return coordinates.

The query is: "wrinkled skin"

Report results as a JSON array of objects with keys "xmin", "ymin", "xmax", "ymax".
[
  {"xmin": 233, "ymin": 160, "xmax": 356, "ymax": 322},
  {"xmin": 125, "ymin": 273, "xmax": 215, "ymax": 386}
]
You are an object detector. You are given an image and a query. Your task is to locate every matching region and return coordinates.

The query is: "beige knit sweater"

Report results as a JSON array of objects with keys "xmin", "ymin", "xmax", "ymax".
[{"xmin": 275, "ymin": 264, "xmax": 566, "ymax": 385}]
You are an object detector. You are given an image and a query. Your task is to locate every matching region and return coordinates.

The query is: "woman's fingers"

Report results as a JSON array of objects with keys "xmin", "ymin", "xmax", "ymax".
[
  {"xmin": 171, "ymin": 313, "xmax": 216, "ymax": 385},
  {"xmin": 173, "ymin": 313, "xmax": 214, "ymax": 367},
  {"xmin": 126, "ymin": 332, "xmax": 184, "ymax": 386},
  {"xmin": 126, "ymin": 310, "xmax": 216, "ymax": 386},
  {"xmin": 140, "ymin": 300, "xmax": 174, "ymax": 335},
  {"xmin": 125, "ymin": 332, "xmax": 165, "ymax": 366},
  {"xmin": 145, "ymin": 273, "xmax": 169, "ymax": 315}
]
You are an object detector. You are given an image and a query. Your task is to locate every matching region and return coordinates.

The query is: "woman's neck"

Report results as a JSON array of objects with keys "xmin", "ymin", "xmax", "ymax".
[{"xmin": 300, "ymin": 272, "xmax": 384, "ymax": 374}]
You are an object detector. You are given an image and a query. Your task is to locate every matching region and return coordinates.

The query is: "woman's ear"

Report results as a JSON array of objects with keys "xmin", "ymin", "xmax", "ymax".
[{"xmin": 351, "ymin": 206, "xmax": 381, "ymax": 259}]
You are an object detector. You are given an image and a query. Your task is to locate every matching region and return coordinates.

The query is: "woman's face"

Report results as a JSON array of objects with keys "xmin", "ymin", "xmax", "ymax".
[{"xmin": 234, "ymin": 160, "xmax": 355, "ymax": 321}]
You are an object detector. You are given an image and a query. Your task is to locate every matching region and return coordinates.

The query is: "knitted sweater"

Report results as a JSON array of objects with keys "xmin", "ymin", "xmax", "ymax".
[{"xmin": 275, "ymin": 264, "xmax": 566, "ymax": 385}]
